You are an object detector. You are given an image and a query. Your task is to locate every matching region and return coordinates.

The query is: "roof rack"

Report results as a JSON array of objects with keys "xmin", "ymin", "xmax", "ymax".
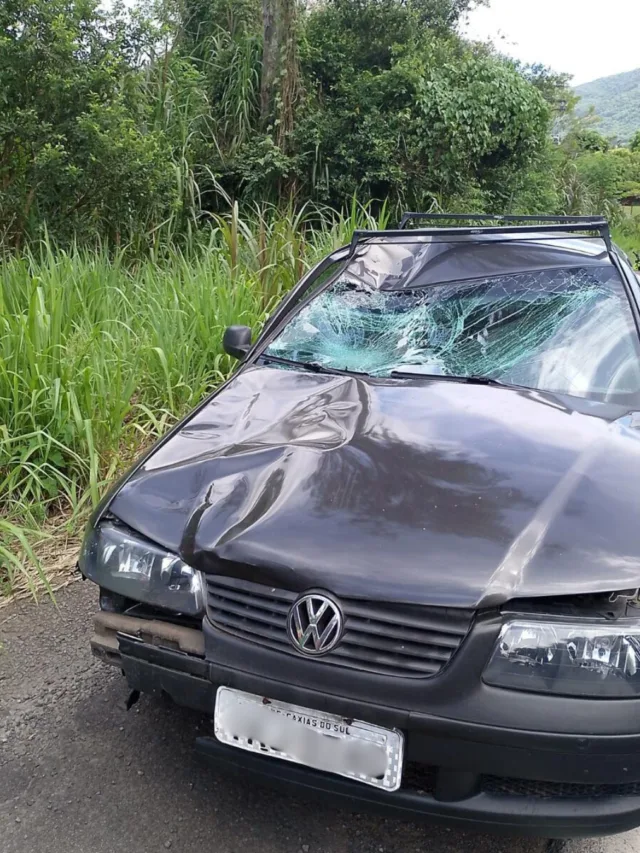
[
  {"xmin": 348, "ymin": 213, "xmax": 612, "ymax": 254},
  {"xmin": 398, "ymin": 212, "xmax": 609, "ymax": 230}
]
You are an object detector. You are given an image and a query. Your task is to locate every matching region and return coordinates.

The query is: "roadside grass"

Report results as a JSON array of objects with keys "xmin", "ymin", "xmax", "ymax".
[
  {"xmin": 613, "ymin": 216, "xmax": 640, "ymax": 262},
  {"xmin": 0, "ymin": 203, "xmax": 386, "ymax": 598}
]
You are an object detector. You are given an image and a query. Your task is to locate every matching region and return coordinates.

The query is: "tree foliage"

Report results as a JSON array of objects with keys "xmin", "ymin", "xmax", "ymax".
[
  {"xmin": 185, "ymin": 0, "xmax": 549, "ymax": 211},
  {"xmin": 296, "ymin": 25, "xmax": 549, "ymax": 208},
  {"xmin": 569, "ymin": 127, "xmax": 612, "ymax": 154},
  {"xmin": 1, "ymin": 0, "xmax": 638, "ymax": 250},
  {"xmin": 0, "ymin": 0, "xmax": 180, "ymax": 247}
]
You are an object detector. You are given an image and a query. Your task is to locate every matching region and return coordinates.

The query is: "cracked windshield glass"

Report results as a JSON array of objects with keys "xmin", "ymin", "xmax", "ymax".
[{"xmin": 265, "ymin": 244, "xmax": 640, "ymax": 404}]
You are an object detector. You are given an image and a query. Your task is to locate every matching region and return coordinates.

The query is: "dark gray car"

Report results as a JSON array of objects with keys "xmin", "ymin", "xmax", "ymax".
[{"xmin": 80, "ymin": 215, "xmax": 640, "ymax": 839}]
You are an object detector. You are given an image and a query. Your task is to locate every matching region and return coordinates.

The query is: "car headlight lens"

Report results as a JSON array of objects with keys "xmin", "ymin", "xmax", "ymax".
[
  {"xmin": 80, "ymin": 521, "xmax": 203, "ymax": 616},
  {"xmin": 483, "ymin": 619, "xmax": 640, "ymax": 698}
]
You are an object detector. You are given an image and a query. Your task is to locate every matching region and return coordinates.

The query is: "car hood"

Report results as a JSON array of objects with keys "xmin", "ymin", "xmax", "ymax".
[{"xmin": 109, "ymin": 366, "xmax": 640, "ymax": 609}]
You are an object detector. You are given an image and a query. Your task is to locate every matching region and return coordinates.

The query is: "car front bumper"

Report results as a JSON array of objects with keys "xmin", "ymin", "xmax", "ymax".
[{"xmin": 92, "ymin": 610, "xmax": 640, "ymax": 839}]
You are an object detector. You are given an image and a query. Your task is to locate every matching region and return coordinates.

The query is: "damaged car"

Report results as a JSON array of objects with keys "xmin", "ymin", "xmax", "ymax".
[{"xmin": 80, "ymin": 214, "xmax": 640, "ymax": 838}]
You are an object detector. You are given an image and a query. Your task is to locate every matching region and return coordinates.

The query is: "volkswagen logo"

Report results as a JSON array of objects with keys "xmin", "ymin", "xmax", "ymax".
[{"xmin": 287, "ymin": 593, "xmax": 344, "ymax": 656}]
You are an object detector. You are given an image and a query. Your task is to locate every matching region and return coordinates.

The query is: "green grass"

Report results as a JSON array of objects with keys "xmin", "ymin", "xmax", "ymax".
[
  {"xmin": 0, "ymin": 203, "xmax": 386, "ymax": 595},
  {"xmin": 613, "ymin": 225, "xmax": 640, "ymax": 261}
]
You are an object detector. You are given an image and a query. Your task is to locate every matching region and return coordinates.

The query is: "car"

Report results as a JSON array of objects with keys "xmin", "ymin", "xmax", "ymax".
[{"xmin": 80, "ymin": 214, "xmax": 640, "ymax": 839}]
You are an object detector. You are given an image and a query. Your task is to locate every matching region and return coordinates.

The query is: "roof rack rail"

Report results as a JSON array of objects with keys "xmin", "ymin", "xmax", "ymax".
[
  {"xmin": 398, "ymin": 212, "xmax": 609, "ymax": 230},
  {"xmin": 347, "ymin": 213, "xmax": 612, "ymax": 255}
]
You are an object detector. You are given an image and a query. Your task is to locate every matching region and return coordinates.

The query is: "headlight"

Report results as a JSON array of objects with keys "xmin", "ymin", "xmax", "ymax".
[
  {"xmin": 483, "ymin": 619, "xmax": 640, "ymax": 698},
  {"xmin": 80, "ymin": 521, "xmax": 203, "ymax": 617}
]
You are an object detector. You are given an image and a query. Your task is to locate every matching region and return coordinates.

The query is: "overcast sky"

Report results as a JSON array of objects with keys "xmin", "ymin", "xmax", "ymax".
[{"xmin": 464, "ymin": 0, "xmax": 640, "ymax": 85}]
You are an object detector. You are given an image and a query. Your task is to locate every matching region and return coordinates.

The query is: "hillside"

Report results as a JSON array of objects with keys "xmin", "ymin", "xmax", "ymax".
[{"xmin": 574, "ymin": 68, "xmax": 640, "ymax": 143}]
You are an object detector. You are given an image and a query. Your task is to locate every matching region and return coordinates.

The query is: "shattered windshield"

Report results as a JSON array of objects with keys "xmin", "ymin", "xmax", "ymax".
[{"xmin": 264, "ymin": 263, "xmax": 640, "ymax": 404}]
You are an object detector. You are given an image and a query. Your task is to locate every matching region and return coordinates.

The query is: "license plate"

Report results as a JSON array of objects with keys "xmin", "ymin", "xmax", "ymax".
[{"xmin": 214, "ymin": 687, "xmax": 404, "ymax": 791}]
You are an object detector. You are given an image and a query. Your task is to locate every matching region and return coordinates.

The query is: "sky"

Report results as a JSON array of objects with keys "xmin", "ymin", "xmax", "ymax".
[{"xmin": 464, "ymin": 0, "xmax": 640, "ymax": 86}]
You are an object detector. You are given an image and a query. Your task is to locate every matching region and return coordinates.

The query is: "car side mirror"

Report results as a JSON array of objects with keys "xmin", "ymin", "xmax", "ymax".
[{"xmin": 223, "ymin": 325, "xmax": 252, "ymax": 360}]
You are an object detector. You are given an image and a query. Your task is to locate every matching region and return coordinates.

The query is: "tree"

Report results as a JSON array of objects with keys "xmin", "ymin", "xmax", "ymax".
[
  {"xmin": 570, "ymin": 127, "xmax": 612, "ymax": 153},
  {"xmin": 296, "ymin": 2, "xmax": 550, "ymax": 210},
  {"xmin": 260, "ymin": 0, "xmax": 278, "ymax": 122},
  {"xmin": 260, "ymin": 0, "xmax": 300, "ymax": 148},
  {"xmin": 573, "ymin": 152, "xmax": 623, "ymax": 216},
  {"xmin": 0, "ymin": 0, "xmax": 179, "ymax": 246},
  {"xmin": 0, "ymin": 0, "xmax": 569, "ymax": 246},
  {"xmin": 515, "ymin": 63, "xmax": 577, "ymax": 122},
  {"xmin": 630, "ymin": 131, "xmax": 640, "ymax": 153}
]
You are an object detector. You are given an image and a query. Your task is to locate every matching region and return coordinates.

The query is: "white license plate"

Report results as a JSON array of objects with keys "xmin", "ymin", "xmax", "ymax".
[{"xmin": 214, "ymin": 687, "xmax": 404, "ymax": 791}]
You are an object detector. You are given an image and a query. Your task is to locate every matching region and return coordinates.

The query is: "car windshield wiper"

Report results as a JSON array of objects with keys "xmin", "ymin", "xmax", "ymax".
[
  {"xmin": 389, "ymin": 370, "xmax": 520, "ymax": 389},
  {"xmin": 260, "ymin": 354, "xmax": 369, "ymax": 377}
]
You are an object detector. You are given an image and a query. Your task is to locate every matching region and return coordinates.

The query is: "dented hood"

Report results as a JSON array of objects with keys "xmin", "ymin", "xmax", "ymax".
[{"xmin": 109, "ymin": 366, "xmax": 640, "ymax": 609}]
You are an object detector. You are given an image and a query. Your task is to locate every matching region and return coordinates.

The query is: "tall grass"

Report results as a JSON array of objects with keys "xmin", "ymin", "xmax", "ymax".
[
  {"xmin": 0, "ymin": 204, "xmax": 383, "ymax": 594},
  {"xmin": 613, "ymin": 222, "xmax": 640, "ymax": 263}
]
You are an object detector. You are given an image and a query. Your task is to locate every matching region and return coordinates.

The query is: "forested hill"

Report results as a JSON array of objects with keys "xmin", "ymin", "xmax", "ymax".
[{"xmin": 574, "ymin": 68, "xmax": 640, "ymax": 143}]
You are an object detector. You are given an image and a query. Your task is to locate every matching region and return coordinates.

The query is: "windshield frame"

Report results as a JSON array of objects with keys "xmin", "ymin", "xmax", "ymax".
[{"xmin": 257, "ymin": 246, "xmax": 352, "ymax": 346}]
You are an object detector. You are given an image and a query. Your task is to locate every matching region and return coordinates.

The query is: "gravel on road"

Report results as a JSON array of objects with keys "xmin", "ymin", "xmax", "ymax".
[{"xmin": 1, "ymin": 581, "xmax": 639, "ymax": 853}]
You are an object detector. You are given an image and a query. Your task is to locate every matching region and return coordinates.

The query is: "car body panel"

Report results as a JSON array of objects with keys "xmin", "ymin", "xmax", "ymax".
[{"xmin": 109, "ymin": 364, "xmax": 640, "ymax": 609}]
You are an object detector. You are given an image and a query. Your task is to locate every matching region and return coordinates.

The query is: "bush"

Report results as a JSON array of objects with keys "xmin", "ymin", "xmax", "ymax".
[{"xmin": 0, "ymin": 0, "xmax": 182, "ymax": 248}]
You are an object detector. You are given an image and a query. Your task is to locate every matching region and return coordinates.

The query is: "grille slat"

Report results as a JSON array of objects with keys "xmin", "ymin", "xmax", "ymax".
[
  {"xmin": 205, "ymin": 575, "xmax": 473, "ymax": 678},
  {"xmin": 218, "ymin": 624, "xmax": 442, "ymax": 677},
  {"xmin": 342, "ymin": 629, "xmax": 453, "ymax": 662},
  {"xmin": 332, "ymin": 643, "xmax": 443, "ymax": 674},
  {"xmin": 402, "ymin": 769, "xmax": 640, "ymax": 801},
  {"xmin": 208, "ymin": 597, "xmax": 286, "ymax": 629},
  {"xmin": 209, "ymin": 609, "xmax": 290, "ymax": 643},
  {"xmin": 209, "ymin": 588, "xmax": 293, "ymax": 615},
  {"xmin": 345, "ymin": 601, "xmax": 472, "ymax": 636},
  {"xmin": 211, "ymin": 579, "xmax": 296, "ymax": 605},
  {"xmin": 346, "ymin": 616, "xmax": 464, "ymax": 649}
]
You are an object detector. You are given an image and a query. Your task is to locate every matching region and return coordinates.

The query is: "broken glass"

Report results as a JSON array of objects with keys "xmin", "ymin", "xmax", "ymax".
[{"xmin": 264, "ymin": 265, "xmax": 640, "ymax": 404}]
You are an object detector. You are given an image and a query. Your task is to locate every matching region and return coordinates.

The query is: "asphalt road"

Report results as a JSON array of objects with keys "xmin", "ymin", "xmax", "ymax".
[{"xmin": 1, "ymin": 583, "xmax": 639, "ymax": 853}]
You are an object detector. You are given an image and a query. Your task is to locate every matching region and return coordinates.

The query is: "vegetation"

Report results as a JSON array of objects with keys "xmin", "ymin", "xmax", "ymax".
[
  {"xmin": 2, "ymin": 0, "xmax": 640, "ymax": 595},
  {"xmin": 1, "ymin": 0, "xmax": 555, "ymax": 248},
  {"xmin": 575, "ymin": 68, "xmax": 640, "ymax": 145}
]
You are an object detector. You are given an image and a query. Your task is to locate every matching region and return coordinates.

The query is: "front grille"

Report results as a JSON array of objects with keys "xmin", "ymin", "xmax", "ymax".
[
  {"xmin": 483, "ymin": 775, "xmax": 640, "ymax": 800},
  {"xmin": 205, "ymin": 575, "xmax": 474, "ymax": 678}
]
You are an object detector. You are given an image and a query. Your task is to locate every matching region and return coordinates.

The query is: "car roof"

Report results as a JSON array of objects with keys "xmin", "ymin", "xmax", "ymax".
[
  {"xmin": 335, "ymin": 215, "xmax": 619, "ymax": 289},
  {"xmin": 342, "ymin": 233, "xmax": 615, "ymax": 290}
]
